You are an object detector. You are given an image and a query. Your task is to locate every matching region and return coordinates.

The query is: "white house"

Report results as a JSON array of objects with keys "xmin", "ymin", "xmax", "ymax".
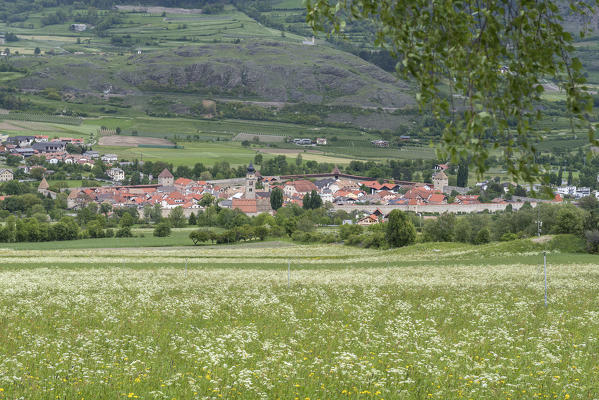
[
  {"xmin": 107, "ymin": 167, "xmax": 125, "ymax": 182},
  {"xmin": 556, "ymin": 186, "xmax": 576, "ymax": 197},
  {"xmin": 0, "ymin": 168, "xmax": 13, "ymax": 182},
  {"xmin": 575, "ymin": 187, "xmax": 591, "ymax": 199},
  {"xmin": 101, "ymin": 154, "xmax": 118, "ymax": 163}
]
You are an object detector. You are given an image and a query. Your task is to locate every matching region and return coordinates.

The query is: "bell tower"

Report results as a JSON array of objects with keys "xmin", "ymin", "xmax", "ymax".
[{"xmin": 246, "ymin": 162, "xmax": 256, "ymax": 199}]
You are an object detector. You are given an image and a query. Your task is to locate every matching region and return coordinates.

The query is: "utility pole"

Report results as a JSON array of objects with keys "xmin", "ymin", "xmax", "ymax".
[
  {"xmin": 537, "ymin": 205, "xmax": 542, "ymax": 237},
  {"xmin": 544, "ymin": 252, "xmax": 548, "ymax": 307}
]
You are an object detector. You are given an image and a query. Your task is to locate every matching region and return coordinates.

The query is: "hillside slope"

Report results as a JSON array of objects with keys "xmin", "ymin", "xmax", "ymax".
[{"xmin": 14, "ymin": 41, "xmax": 414, "ymax": 108}]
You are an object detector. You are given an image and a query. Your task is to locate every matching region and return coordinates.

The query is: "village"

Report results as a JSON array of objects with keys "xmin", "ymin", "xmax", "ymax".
[{"xmin": 0, "ymin": 133, "xmax": 593, "ymax": 224}]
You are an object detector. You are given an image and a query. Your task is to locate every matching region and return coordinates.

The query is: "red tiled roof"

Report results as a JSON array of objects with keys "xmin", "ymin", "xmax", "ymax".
[
  {"xmin": 175, "ymin": 177, "xmax": 194, "ymax": 186},
  {"xmin": 232, "ymin": 199, "xmax": 258, "ymax": 214},
  {"xmin": 428, "ymin": 193, "xmax": 446, "ymax": 203},
  {"xmin": 287, "ymin": 180, "xmax": 317, "ymax": 193}
]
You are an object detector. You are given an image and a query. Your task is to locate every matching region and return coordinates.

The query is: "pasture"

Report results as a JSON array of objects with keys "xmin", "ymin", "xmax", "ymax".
[{"xmin": 0, "ymin": 240, "xmax": 598, "ymax": 399}]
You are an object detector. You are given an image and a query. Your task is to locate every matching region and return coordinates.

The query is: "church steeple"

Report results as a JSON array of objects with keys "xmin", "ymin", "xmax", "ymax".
[{"xmin": 245, "ymin": 162, "xmax": 256, "ymax": 199}]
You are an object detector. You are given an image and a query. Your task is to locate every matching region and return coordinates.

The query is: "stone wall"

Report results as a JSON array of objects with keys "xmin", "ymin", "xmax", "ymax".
[{"xmin": 331, "ymin": 202, "xmax": 535, "ymax": 214}]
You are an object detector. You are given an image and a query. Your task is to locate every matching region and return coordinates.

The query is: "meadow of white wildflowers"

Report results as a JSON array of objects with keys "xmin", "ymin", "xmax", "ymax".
[{"xmin": 0, "ymin": 244, "xmax": 597, "ymax": 399}]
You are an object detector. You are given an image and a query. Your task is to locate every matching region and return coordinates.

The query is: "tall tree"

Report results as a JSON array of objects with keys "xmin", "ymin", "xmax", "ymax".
[
  {"xmin": 270, "ymin": 187, "xmax": 284, "ymax": 210},
  {"xmin": 385, "ymin": 209, "xmax": 416, "ymax": 247},
  {"xmin": 168, "ymin": 206, "xmax": 187, "ymax": 228},
  {"xmin": 307, "ymin": 0, "xmax": 596, "ymax": 182},
  {"xmin": 457, "ymin": 160, "xmax": 468, "ymax": 188}
]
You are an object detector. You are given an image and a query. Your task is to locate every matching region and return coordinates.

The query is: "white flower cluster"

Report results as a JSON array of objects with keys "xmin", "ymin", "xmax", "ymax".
[{"xmin": 0, "ymin": 246, "xmax": 596, "ymax": 399}]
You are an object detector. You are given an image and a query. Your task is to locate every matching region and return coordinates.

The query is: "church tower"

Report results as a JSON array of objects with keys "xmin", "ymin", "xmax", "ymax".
[{"xmin": 245, "ymin": 162, "xmax": 256, "ymax": 199}]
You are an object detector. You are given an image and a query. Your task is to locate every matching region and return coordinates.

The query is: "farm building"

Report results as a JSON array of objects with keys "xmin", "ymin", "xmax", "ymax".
[
  {"xmin": 32, "ymin": 142, "xmax": 66, "ymax": 153},
  {"xmin": 70, "ymin": 24, "xmax": 87, "ymax": 32},
  {"xmin": 371, "ymin": 140, "xmax": 389, "ymax": 148},
  {"xmin": 293, "ymin": 138, "xmax": 312, "ymax": 145}
]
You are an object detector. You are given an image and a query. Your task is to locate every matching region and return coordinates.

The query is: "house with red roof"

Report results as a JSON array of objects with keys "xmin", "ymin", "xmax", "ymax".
[
  {"xmin": 284, "ymin": 179, "xmax": 318, "ymax": 197},
  {"xmin": 174, "ymin": 177, "xmax": 195, "ymax": 191},
  {"xmin": 428, "ymin": 193, "xmax": 447, "ymax": 205},
  {"xmin": 455, "ymin": 195, "xmax": 480, "ymax": 205}
]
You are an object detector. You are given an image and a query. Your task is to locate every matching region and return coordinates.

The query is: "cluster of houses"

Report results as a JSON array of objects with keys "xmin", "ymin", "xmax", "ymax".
[
  {"xmin": 63, "ymin": 164, "xmax": 487, "ymax": 217},
  {"xmin": 0, "ymin": 134, "xmax": 124, "ymax": 180},
  {"xmin": 0, "ymin": 132, "xmax": 595, "ymax": 218},
  {"xmin": 67, "ymin": 169, "xmax": 215, "ymax": 211}
]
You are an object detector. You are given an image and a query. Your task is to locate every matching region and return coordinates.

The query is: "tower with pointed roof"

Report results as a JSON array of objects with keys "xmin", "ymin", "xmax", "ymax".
[
  {"xmin": 38, "ymin": 177, "xmax": 49, "ymax": 191},
  {"xmin": 432, "ymin": 170, "xmax": 448, "ymax": 192},
  {"xmin": 245, "ymin": 162, "xmax": 256, "ymax": 199},
  {"xmin": 158, "ymin": 168, "xmax": 174, "ymax": 187},
  {"xmin": 332, "ymin": 165, "xmax": 340, "ymax": 180}
]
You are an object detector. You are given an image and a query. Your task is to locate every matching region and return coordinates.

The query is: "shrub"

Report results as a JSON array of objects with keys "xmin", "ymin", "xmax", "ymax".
[
  {"xmin": 269, "ymin": 225, "xmax": 285, "ymax": 237},
  {"xmin": 473, "ymin": 227, "xmax": 491, "ymax": 244},
  {"xmin": 321, "ymin": 233, "xmax": 338, "ymax": 243},
  {"xmin": 340, "ymin": 223, "xmax": 363, "ymax": 240},
  {"xmin": 115, "ymin": 226, "xmax": 132, "ymax": 238},
  {"xmin": 584, "ymin": 230, "xmax": 599, "ymax": 253},
  {"xmin": 153, "ymin": 222, "xmax": 171, "ymax": 237},
  {"xmin": 345, "ymin": 234, "xmax": 363, "ymax": 246},
  {"xmin": 189, "ymin": 230, "xmax": 210, "ymax": 245},
  {"xmin": 254, "ymin": 225, "xmax": 269, "ymax": 241},
  {"xmin": 500, "ymin": 232, "xmax": 518, "ymax": 242},
  {"xmin": 363, "ymin": 232, "xmax": 386, "ymax": 248}
]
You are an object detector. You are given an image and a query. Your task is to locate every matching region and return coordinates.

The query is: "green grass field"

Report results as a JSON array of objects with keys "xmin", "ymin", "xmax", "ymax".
[{"xmin": 0, "ymin": 239, "xmax": 598, "ymax": 399}]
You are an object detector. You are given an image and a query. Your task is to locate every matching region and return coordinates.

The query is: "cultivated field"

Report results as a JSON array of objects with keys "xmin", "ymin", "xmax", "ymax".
[
  {"xmin": 98, "ymin": 135, "xmax": 174, "ymax": 147},
  {"xmin": 232, "ymin": 132, "xmax": 286, "ymax": 143},
  {"xmin": 0, "ymin": 241, "xmax": 598, "ymax": 399}
]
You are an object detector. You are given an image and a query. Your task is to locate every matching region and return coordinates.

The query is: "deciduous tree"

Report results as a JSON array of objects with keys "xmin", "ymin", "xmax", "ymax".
[{"xmin": 307, "ymin": 0, "xmax": 597, "ymax": 182}]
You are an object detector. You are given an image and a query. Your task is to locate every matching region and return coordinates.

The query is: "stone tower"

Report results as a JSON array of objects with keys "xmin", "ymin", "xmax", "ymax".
[
  {"xmin": 158, "ymin": 168, "xmax": 174, "ymax": 186},
  {"xmin": 245, "ymin": 162, "xmax": 256, "ymax": 199},
  {"xmin": 432, "ymin": 171, "xmax": 448, "ymax": 192}
]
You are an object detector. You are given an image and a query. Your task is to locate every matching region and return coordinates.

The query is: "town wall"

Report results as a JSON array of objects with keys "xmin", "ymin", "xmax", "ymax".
[{"xmin": 332, "ymin": 202, "xmax": 535, "ymax": 214}]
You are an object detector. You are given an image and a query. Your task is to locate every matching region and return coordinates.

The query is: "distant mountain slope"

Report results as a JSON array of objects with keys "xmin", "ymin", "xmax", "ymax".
[{"xmin": 15, "ymin": 41, "xmax": 414, "ymax": 108}]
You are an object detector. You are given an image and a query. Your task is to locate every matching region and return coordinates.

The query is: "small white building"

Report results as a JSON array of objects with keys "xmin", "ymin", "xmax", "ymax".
[
  {"xmin": 101, "ymin": 154, "xmax": 118, "ymax": 163},
  {"xmin": 0, "ymin": 168, "xmax": 13, "ymax": 182},
  {"xmin": 70, "ymin": 24, "xmax": 87, "ymax": 32},
  {"xmin": 556, "ymin": 186, "xmax": 576, "ymax": 197},
  {"xmin": 575, "ymin": 187, "xmax": 591, "ymax": 199},
  {"xmin": 107, "ymin": 167, "xmax": 125, "ymax": 182}
]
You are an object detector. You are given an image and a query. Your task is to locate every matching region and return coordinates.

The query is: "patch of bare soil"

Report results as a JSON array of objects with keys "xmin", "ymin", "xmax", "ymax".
[
  {"xmin": 233, "ymin": 133, "xmax": 286, "ymax": 143},
  {"xmin": 98, "ymin": 135, "xmax": 173, "ymax": 147},
  {"xmin": 531, "ymin": 235, "xmax": 554, "ymax": 243},
  {"xmin": 0, "ymin": 122, "xmax": 24, "ymax": 130}
]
